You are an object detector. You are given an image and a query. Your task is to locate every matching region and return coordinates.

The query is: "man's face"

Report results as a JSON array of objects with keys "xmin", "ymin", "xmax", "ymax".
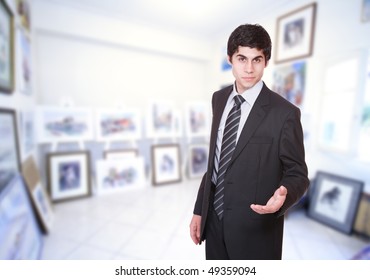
[{"xmin": 229, "ymin": 46, "xmax": 268, "ymax": 93}]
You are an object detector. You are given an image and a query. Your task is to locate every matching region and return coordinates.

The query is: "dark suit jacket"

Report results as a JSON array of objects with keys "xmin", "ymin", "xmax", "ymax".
[{"xmin": 193, "ymin": 83, "xmax": 309, "ymax": 259}]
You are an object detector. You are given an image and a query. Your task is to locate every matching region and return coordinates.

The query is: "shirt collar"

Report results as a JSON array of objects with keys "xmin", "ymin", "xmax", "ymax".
[{"xmin": 231, "ymin": 80, "xmax": 263, "ymax": 106}]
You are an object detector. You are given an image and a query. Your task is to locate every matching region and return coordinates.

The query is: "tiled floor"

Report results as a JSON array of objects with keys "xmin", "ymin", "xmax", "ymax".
[{"xmin": 41, "ymin": 179, "xmax": 369, "ymax": 260}]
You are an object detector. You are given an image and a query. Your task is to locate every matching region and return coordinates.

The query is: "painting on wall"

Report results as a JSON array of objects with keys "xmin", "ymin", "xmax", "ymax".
[
  {"xmin": 275, "ymin": 2, "xmax": 317, "ymax": 64},
  {"xmin": 95, "ymin": 157, "xmax": 146, "ymax": 195},
  {"xmin": 35, "ymin": 106, "xmax": 94, "ymax": 143},
  {"xmin": 0, "ymin": 174, "xmax": 43, "ymax": 259},
  {"xmin": 16, "ymin": 27, "xmax": 31, "ymax": 94},
  {"xmin": 185, "ymin": 102, "xmax": 210, "ymax": 138},
  {"xmin": 95, "ymin": 108, "xmax": 142, "ymax": 142},
  {"xmin": 188, "ymin": 144, "xmax": 208, "ymax": 179},
  {"xmin": 151, "ymin": 144, "xmax": 182, "ymax": 186},
  {"xmin": 0, "ymin": 0, "xmax": 15, "ymax": 93},
  {"xmin": 47, "ymin": 151, "xmax": 91, "ymax": 202},
  {"xmin": 362, "ymin": 0, "xmax": 370, "ymax": 22},
  {"xmin": 308, "ymin": 171, "xmax": 364, "ymax": 234},
  {"xmin": 0, "ymin": 108, "xmax": 20, "ymax": 189},
  {"xmin": 18, "ymin": 109, "xmax": 35, "ymax": 159},
  {"xmin": 272, "ymin": 61, "xmax": 306, "ymax": 107},
  {"xmin": 146, "ymin": 100, "xmax": 176, "ymax": 139}
]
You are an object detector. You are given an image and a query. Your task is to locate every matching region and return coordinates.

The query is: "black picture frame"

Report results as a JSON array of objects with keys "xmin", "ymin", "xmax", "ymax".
[
  {"xmin": 308, "ymin": 171, "xmax": 364, "ymax": 234},
  {"xmin": 0, "ymin": 0, "xmax": 15, "ymax": 93},
  {"xmin": 0, "ymin": 107, "xmax": 21, "ymax": 190}
]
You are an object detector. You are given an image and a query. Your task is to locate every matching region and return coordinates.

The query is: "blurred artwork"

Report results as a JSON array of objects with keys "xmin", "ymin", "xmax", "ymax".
[
  {"xmin": 95, "ymin": 157, "xmax": 145, "ymax": 194},
  {"xmin": 273, "ymin": 61, "xmax": 306, "ymax": 107},
  {"xmin": 146, "ymin": 100, "xmax": 177, "ymax": 139},
  {"xmin": 35, "ymin": 106, "xmax": 93, "ymax": 143},
  {"xmin": 362, "ymin": 0, "xmax": 370, "ymax": 22},
  {"xmin": 188, "ymin": 144, "xmax": 208, "ymax": 179},
  {"xmin": 151, "ymin": 144, "xmax": 181, "ymax": 186},
  {"xmin": 185, "ymin": 102, "xmax": 210, "ymax": 138},
  {"xmin": 95, "ymin": 108, "xmax": 141, "ymax": 142}
]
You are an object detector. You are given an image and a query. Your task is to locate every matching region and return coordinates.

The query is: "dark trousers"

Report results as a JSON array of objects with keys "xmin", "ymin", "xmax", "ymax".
[{"xmin": 205, "ymin": 184, "xmax": 230, "ymax": 260}]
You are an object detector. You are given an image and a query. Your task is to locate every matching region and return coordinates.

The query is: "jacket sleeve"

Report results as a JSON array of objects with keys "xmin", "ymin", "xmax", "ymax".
[
  {"xmin": 193, "ymin": 173, "xmax": 206, "ymax": 215},
  {"xmin": 277, "ymin": 107, "xmax": 309, "ymax": 216}
]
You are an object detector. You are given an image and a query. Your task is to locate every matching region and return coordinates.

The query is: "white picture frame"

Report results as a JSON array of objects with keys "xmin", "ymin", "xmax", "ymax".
[
  {"xmin": 184, "ymin": 101, "xmax": 210, "ymax": 138},
  {"xmin": 35, "ymin": 105, "xmax": 94, "ymax": 143},
  {"xmin": 95, "ymin": 157, "xmax": 146, "ymax": 195}
]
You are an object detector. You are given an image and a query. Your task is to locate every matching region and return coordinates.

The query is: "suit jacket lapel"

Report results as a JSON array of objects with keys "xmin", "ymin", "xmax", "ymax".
[
  {"xmin": 230, "ymin": 84, "xmax": 270, "ymax": 165},
  {"xmin": 208, "ymin": 86, "xmax": 233, "ymax": 171}
]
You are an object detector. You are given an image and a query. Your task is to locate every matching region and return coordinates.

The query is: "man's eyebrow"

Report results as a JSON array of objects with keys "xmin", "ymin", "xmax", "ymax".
[{"xmin": 235, "ymin": 54, "xmax": 264, "ymax": 60}]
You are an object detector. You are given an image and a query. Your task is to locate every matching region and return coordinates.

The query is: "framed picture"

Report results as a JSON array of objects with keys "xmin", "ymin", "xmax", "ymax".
[
  {"xmin": 16, "ymin": 27, "xmax": 31, "ymax": 94},
  {"xmin": 188, "ymin": 144, "xmax": 208, "ymax": 179},
  {"xmin": 47, "ymin": 151, "xmax": 91, "ymax": 202},
  {"xmin": 0, "ymin": 174, "xmax": 43, "ymax": 259},
  {"xmin": 104, "ymin": 149, "xmax": 138, "ymax": 160},
  {"xmin": 184, "ymin": 102, "xmax": 211, "ymax": 138},
  {"xmin": 146, "ymin": 100, "xmax": 176, "ymax": 139},
  {"xmin": 16, "ymin": 0, "xmax": 31, "ymax": 32},
  {"xmin": 308, "ymin": 171, "xmax": 364, "ymax": 234},
  {"xmin": 151, "ymin": 144, "xmax": 182, "ymax": 186},
  {"xmin": 95, "ymin": 108, "xmax": 142, "ymax": 142},
  {"xmin": 362, "ymin": 0, "xmax": 370, "ymax": 22},
  {"xmin": 0, "ymin": 0, "xmax": 15, "ymax": 93},
  {"xmin": 35, "ymin": 105, "xmax": 94, "ymax": 143},
  {"xmin": 0, "ymin": 108, "xmax": 21, "ymax": 189},
  {"xmin": 22, "ymin": 155, "xmax": 54, "ymax": 233},
  {"xmin": 95, "ymin": 157, "xmax": 146, "ymax": 195},
  {"xmin": 18, "ymin": 109, "xmax": 35, "ymax": 159},
  {"xmin": 274, "ymin": 2, "xmax": 317, "ymax": 64},
  {"xmin": 272, "ymin": 61, "xmax": 306, "ymax": 107}
]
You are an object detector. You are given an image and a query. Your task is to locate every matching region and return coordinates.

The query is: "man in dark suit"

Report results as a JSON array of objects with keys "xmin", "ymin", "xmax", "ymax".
[{"xmin": 189, "ymin": 24, "xmax": 309, "ymax": 260}]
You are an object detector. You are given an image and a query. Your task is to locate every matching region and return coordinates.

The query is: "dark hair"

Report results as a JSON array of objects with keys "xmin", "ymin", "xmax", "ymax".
[{"xmin": 227, "ymin": 24, "xmax": 272, "ymax": 63}]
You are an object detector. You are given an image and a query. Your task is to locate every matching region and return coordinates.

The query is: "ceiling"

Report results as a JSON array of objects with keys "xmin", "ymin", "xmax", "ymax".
[{"xmin": 47, "ymin": 0, "xmax": 292, "ymax": 40}]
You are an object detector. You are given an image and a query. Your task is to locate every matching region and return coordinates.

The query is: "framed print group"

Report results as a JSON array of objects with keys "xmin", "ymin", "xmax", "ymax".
[
  {"xmin": 0, "ymin": 0, "xmax": 14, "ymax": 93},
  {"xmin": 0, "ymin": 174, "xmax": 43, "ymax": 259},
  {"xmin": 47, "ymin": 151, "xmax": 91, "ymax": 202},
  {"xmin": 275, "ymin": 2, "xmax": 317, "ymax": 64},
  {"xmin": 151, "ymin": 144, "xmax": 182, "ymax": 186},
  {"xmin": 0, "ymin": 108, "xmax": 20, "ymax": 189},
  {"xmin": 308, "ymin": 171, "xmax": 364, "ymax": 234}
]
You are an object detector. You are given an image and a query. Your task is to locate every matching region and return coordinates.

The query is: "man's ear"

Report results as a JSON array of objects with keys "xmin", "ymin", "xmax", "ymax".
[
  {"xmin": 227, "ymin": 56, "xmax": 232, "ymax": 65},
  {"xmin": 265, "ymin": 60, "xmax": 269, "ymax": 68}
]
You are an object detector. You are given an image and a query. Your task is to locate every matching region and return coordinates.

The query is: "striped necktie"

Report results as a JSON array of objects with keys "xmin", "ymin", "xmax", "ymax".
[{"xmin": 213, "ymin": 94, "xmax": 245, "ymax": 220}]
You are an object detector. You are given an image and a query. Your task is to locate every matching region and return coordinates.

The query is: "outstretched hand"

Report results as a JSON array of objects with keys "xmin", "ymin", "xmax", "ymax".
[{"xmin": 250, "ymin": 186, "xmax": 287, "ymax": 214}]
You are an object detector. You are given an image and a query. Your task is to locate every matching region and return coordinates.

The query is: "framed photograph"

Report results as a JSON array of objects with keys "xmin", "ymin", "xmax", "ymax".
[
  {"xmin": 0, "ymin": 0, "xmax": 15, "ymax": 93},
  {"xmin": 16, "ymin": 0, "xmax": 31, "ymax": 32},
  {"xmin": 146, "ymin": 100, "xmax": 176, "ymax": 139},
  {"xmin": 16, "ymin": 27, "xmax": 31, "ymax": 94},
  {"xmin": 95, "ymin": 157, "xmax": 146, "ymax": 195},
  {"xmin": 35, "ymin": 105, "xmax": 94, "ymax": 143},
  {"xmin": 362, "ymin": 0, "xmax": 370, "ymax": 22},
  {"xmin": 188, "ymin": 144, "xmax": 208, "ymax": 179},
  {"xmin": 308, "ymin": 171, "xmax": 364, "ymax": 234},
  {"xmin": 275, "ymin": 2, "xmax": 317, "ymax": 64},
  {"xmin": 104, "ymin": 149, "xmax": 138, "ymax": 160},
  {"xmin": 18, "ymin": 109, "xmax": 35, "ymax": 159},
  {"xmin": 22, "ymin": 155, "xmax": 54, "ymax": 233},
  {"xmin": 47, "ymin": 151, "xmax": 91, "ymax": 202},
  {"xmin": 151, "ymin": 144, "xmax": 182, "ymax": 186},
  {"xmin": 0, "ymin": 174, "xmax": 43, "ymax": 259},
  {"xmin": 272, "ymin": 61, "xmax": 306, "ymax": 107},
  {"xmin": 0, "ymin": 108, "xmax": 21, "ymax": 189},
  {"xmin": 95, "ymin": 108, "xmax": 142, "ymax": 142},
  {"xmin": 184, "ymin": 102, "xmax": 211, "ymax": 138}
]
